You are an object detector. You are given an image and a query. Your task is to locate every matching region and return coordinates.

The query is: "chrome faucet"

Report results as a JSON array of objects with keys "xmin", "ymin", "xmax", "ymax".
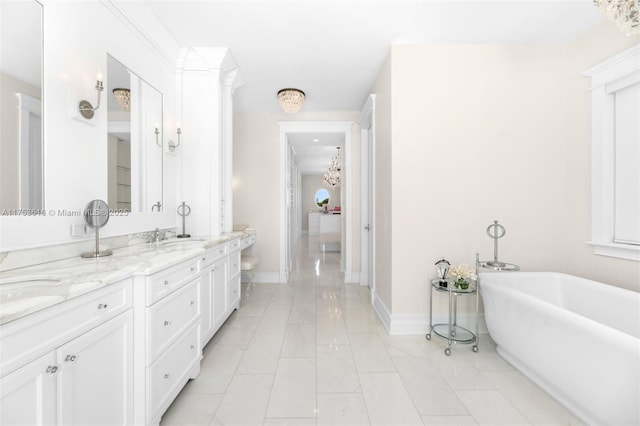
[{"xmin": 151, "ymin": 201, "xmax": 162, "ymax": 212}]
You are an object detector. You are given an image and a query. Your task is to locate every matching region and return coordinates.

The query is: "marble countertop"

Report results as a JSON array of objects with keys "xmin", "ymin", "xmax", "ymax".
[{"xmin": 0, "ymin": 232, "xmax": 251, "ymax": 326}]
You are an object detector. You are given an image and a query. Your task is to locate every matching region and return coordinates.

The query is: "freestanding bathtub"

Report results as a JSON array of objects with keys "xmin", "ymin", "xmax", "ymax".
[{"xmin": 480, "ymin": 272, "xmax": 640, "ymax": 426}]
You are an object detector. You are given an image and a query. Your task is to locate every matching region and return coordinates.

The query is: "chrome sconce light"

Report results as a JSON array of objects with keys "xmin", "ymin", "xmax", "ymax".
[
  {"xmin": 78, "ymin": 75, "xmax": 104, "ymax": 120},
  {"xmin": 168, "ymin": 124, "xmax": 181, "ymax": 152}
]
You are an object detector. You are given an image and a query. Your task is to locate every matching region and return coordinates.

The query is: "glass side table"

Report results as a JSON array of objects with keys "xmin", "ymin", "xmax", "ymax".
[{"xmin": 426, "ymin": 278, "xmax": 479, "ymax": 356}]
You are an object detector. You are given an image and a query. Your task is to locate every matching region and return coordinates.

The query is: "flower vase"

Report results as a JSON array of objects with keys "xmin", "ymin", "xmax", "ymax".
[{"xmin": 454, "ymin": 278, "xmax": 469, "ymax": 290}]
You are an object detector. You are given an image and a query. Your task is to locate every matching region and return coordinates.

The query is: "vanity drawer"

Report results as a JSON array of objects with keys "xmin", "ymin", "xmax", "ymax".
[
  {"xmin": 241, "ymin": 235, "xmax": 255, "ymax": 249},
  {"xmin": 229, "ymin": 238, "xmax": 241, "ymax": 253},
  {"xmin": 149, "ymin": 322, "xmax": 200, "ymax": 419},
  {"xmin": 229, "ymin": 250, "xmax": 241, "ymax": 279},
  {"xmin": 146, "ymin": 258, "xmax": 199, "ymax": 306},
  {"xmin": 147, "ymin": 279, "xmax": 200, "ymax": 364},
  {"xmin": 0, "ymin": 279, "xmax": 132, "ymax": 378},
  {"xmin": 199, "ymin": 243, "xmax": 228, "ymax": 267}
]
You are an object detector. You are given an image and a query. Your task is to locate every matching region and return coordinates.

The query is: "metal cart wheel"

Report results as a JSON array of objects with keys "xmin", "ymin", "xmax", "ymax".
[
  {"xmin": 425, "ymin": 333, "xmax": 431, "ymax": 340},
  {"xmin": 444, "ymin": 348, "xmax": 451, "ymax": 356},
  {"xmin": 472, "ymin": 345, "xmax": 478, "ymax": 353}
]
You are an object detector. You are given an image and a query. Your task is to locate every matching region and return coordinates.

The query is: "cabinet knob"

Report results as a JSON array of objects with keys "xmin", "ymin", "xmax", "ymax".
[
  {"xmin": 164, "ymin": 373, "xmax": 170, "ymax": 379},
  {"xmin": 190, "ymin": 300, "xmax": 195, "ymax": 306},
  {"xmin": 190, "ymin": 345, "xmax": 195, "ymax": 350},
  {"xmin": 163, "ymin": 320, "xmax": 171, "ymax": 326},
  {"xmin": 202, "ymin": 257, "xmax": 206, "ymax": 261},
  {"xmin": 64, "ymin": 355, "xmax": 77, "ymax": 363},
  {"xmin": 190, "ymin": 267, "xmax": 195, "ymax": 272},
  {"xmin": 164, "ymin": 280, "xmax": 169, "ymax": 286},
  {"xmin": 98, "ymin": 303, "xmax": 108, "ymax": 310},
  {"xmin": 45, "ymin": 365, "xmax": 58, "ymax": 374}
]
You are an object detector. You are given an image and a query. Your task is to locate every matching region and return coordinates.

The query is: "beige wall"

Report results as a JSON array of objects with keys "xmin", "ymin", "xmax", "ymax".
[
  {"xmin": 390, "ymin": 44, "xmax": 569, "ymax": 315},
  {"xmin": 370, "ymin": 24, "xmax": 639, "ymax": 319},
  {"xmin": 564, "ymin": 22, "xmax": 640, "ymax": 291},
  {"xmin": 233, "ymin": 111, "xmax": 360, "ymax": 277}
]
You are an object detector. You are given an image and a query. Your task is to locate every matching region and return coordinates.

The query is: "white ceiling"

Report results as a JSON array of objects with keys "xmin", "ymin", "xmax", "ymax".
[
  {"xmin": 147, "ymin": 0, "xmax": 605, "ymax": 173},
  {"xmin": 147, "ymin": 0, "xmax": 605, "ymax": 114}
]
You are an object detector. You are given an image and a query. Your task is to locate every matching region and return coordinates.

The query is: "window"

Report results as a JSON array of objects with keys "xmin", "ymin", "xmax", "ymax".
[
  {"xmin": 315, "ymin": 188, "xmax": 330, "ymax": 208},
  {"xmin": 584, "ymin": 45, "xmax": 640, "ymax": 261}
]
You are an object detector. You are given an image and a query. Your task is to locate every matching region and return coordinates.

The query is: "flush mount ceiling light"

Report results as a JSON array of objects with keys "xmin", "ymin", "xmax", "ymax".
[
  {"xmin": 277, "ymin": 88, "xmax": 305, "ymax": 113},
  {"xmin": 594, "ymin": 0, "xmax": 639, "ymax": 35},
  {"xmin": 113, "ymin": 88, "xmax": 131, "ymax": 112}
]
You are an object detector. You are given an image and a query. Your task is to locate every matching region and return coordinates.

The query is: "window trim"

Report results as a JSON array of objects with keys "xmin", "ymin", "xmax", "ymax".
[{"xmin": 583, "ymin": 44, "xmax": 640, "ymax": 262}]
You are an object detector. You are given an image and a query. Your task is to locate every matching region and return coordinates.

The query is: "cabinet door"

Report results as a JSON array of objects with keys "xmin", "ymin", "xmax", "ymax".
[
  {"xmin": 57, "ymin": 310, "xmax": 133, "ymax": 426},
  {"xmin": 227, "ymin": 274, "xmax": 241, "ymax": 312},
  {"xmin": 0, "ymin": 352, "xmax": 57, "ymax": 425},
  {"xmin": 200, "ymin": 262, "xmax": 215, "ymax": 345},
  {"xmin": 213, "ymin": 257, "xmax": 229, "ymax": 328}
]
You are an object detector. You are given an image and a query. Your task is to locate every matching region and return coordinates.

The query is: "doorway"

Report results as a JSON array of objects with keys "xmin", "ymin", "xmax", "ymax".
[{"xmin": 278, "ymin": 121, "xmax": 354, "ymax": 283}]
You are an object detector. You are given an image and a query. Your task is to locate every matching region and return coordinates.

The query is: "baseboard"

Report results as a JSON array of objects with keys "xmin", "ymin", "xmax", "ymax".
[{"xmin": 371, "ymin": 292, "xmax": 487, "ymax": 335}]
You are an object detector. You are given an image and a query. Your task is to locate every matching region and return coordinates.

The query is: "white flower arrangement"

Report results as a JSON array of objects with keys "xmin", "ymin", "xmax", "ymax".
[{"xmin": 449, "ymin": 264, "xmax": 477, "ymax": 283}]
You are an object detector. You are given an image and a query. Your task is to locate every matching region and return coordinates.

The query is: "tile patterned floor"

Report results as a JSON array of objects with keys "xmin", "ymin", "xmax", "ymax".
[{"xmin": 160, "ymin": 235, "xmax": 584, "ymax": 426}]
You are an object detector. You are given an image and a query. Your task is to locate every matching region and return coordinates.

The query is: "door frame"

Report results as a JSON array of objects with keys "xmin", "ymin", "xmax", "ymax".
[
  {"xmin": 278, "ymin": 121, "xmax": 353, "ymax": 283},
  {"xmin": 359, "ymin": 95, "xmax": 376, "ymax": 299}
]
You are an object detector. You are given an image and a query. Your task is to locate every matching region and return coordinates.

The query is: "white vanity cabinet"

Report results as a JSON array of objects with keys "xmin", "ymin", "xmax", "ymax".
[
  {"xmin": 228, "ymin": 238, "xmax": 242, "ymax": 311},
  {"xmin": 199, "ymin": 242, "xmax": 228, "ymax": 345},
  {"xmin": 0, "ymin": 278, "xmax": 134, "ymax": 426},
  {"xmin": 133, "ymin": 256, "xmax": 202, "ymax": 426}
]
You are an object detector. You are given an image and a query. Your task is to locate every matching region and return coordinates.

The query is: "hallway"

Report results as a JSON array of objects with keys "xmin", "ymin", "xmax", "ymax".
[{"xmin": 160, "ymin": 235, "xmax": 583, "ymax": 425}]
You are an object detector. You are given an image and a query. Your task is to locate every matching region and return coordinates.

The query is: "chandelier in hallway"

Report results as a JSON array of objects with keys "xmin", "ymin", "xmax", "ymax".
[
  {"xmin": 594, "ymin": 0, "xmax": 639, "ymax": 35},
  {"xmin": 277, "ymin": 88, "xmax": 305, "ymax": 113},
  {"xmin": 323, "ymin": 147, "xmax": 342, "ymax": 189}
]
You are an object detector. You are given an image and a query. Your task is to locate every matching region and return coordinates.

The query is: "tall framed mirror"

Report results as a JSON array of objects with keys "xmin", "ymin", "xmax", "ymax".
[
  {"xmin": 0, "ymin": 0, "xmax": 43, "ymax": 213},
  {"xmin": 107, "ymin": 55, "xmax": 163, "ymax": 213}
]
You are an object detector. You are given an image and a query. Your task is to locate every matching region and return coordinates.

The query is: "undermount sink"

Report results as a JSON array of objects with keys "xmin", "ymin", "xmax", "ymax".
[{"xmin": 0, "ymin": 278, "xmax": 67, "ymax": 317}]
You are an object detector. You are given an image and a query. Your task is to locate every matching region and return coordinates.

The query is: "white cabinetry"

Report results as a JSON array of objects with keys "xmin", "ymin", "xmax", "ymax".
[
  {"xmin": 0, "ymin": 279, "xmax": 134, "ymax": 426},
  {"xmin": 228, "ymin": 238, "xmax": 241, "ymax": 311},
  {"xmin": 308, "ymin": 212, "xmax": 321, "ymax": 235},
  {"xmin": 200, "ymin": 242, "xmax": 228, "ymax": 345},
  {"xmin": 133, "ymin": 257, "xmax": 202, "ymax": 426},
  {"xmin": 212, "ymin": 256, "xmax": 229, "ymax": 330}
]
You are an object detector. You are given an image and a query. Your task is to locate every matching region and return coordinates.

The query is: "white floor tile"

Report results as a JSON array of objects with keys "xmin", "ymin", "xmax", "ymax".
[
  {"xmin": 160, "ymin": 393, "xmax": 223, "ymax": 426},
  {"xmin": 483, "ymin": 371, "xmax": 585, "ymax": 425},
  {"xmin": 359, "ymin": 373, "xmax": 424, "ymax": 426},
  {"xmin": 317, "ymin": 393, "xmax": 370, "ymax": 425},
  {"xmin": 349, "ymin": 333, "xmax": 396, "ymax": 373},
  {"xmin": 266, "ymin": 358, "xmax": 317, "ymax": 418},
  {"xmin": 316, "ymin": 344, "xmax": 361, "ymax": 393},
  {"xmin": 281, "ymin": 325, "xmax": 316, "ymax": 358},
  {"xmin": 456, "ymin": 390, "xmax": 531, "ymax": 425},
  {"xmin": 393, "ymin": 356, "xmax": 469, "ymax": 416},
  {"xmin": 210, "ymin": 374, "xmax": 274, "ymax": 426},
  {"xmin": 236, "ymin": 333, "xmax": 284, "ymax": 374}
]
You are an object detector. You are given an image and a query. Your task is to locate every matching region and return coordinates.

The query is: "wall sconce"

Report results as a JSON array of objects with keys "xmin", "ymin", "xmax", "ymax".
[
  {"xmin": 168, "ymin": 124, "xmax": 181, "ymax": 152},
  {"xmin": 78, "ymin": 73, "xmax": 104, "ymax": 120},
  {"xmin": 154, "ymin": 124, "xmax": 161, "ymax": 147}
]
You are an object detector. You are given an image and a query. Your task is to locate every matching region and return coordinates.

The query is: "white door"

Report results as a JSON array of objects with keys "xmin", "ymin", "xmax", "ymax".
[
  {"xmin": 360, "ymin": 95, "xmax": 375, "ymax": 295},
  {"xmin": 366, "ymin": 127, "xmax": 374, "ymax": 290},
  {"xmin": 0, "ymin": 352, "xmax": 57, "ymax": 425},
  {"xmin": 57, "ymin": 310, "xmax": 133, "ymax": 426}
]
